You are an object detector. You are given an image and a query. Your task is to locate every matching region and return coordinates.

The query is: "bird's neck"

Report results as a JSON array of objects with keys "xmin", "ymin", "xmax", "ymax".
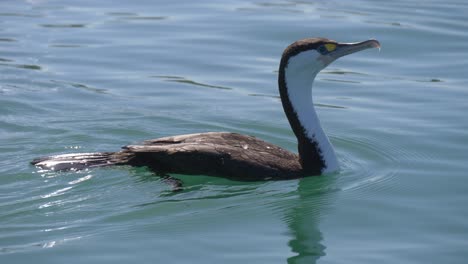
[{"xmin": 278, "ymin": 56, "xmax": 339, "ymax": 174}]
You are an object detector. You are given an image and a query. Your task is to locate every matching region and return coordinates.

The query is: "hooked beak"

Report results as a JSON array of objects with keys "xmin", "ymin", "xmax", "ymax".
[{"xmin": 331, "ymin": 39, "xmax": 381, "ymax": 60}]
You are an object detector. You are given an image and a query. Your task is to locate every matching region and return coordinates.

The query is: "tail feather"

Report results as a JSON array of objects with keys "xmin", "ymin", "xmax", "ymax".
[{"xmin": 31, "ymin": 152, "xmax": 117, "ymax": 171}]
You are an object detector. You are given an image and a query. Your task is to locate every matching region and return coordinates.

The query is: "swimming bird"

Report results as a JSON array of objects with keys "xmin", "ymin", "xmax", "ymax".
[{"xmin": 32, "ymin": 38, "xmax": 380, "ymax": 182}]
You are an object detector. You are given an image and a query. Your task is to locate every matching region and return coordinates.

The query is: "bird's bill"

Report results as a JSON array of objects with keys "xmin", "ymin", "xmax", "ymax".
[{"xmin": 332, "ymin": 39, "xmax": 381, "ymax": 60}]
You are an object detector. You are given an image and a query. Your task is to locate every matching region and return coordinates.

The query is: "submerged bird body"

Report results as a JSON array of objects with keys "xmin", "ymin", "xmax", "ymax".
[{"xmin": 32, "ymin": 37, "xmax": 380, "ymax": 181}]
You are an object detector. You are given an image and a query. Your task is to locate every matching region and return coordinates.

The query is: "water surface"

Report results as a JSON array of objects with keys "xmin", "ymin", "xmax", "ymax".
[{"xmin": 1, "ymin": 0, "xmax": 468, "ymax": 263}]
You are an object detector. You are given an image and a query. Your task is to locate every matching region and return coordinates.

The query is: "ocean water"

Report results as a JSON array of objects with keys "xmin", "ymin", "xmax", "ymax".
[{"xmin": 1, "ymin": 0, "xmax": 468, "ymax": 263}]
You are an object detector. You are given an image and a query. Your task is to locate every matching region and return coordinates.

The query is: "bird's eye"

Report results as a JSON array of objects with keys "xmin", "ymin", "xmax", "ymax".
[
  {"xmin": 318, "ymin": 46, "xmax": 328, "ymax": 55},
  {"xmin": 318, "ymin": 43, "xmax": 337, "ymax": 55}
]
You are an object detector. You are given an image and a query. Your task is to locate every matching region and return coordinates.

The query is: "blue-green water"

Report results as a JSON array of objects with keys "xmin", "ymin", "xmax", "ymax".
[{"xmin": 1, "ymin": 0, "xmax": 468, "ymax": 263}]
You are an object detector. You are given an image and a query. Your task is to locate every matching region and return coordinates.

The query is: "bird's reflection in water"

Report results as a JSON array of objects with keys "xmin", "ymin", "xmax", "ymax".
[{"xmin": 285, "ymin": 176, "xmax": 336, "ymax": 264}]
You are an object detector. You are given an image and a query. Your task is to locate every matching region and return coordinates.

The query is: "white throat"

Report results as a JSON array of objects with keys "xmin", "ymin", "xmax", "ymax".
[{"xmin": 284, "ymin": 50, "xmax": 339, "ymax": 173}]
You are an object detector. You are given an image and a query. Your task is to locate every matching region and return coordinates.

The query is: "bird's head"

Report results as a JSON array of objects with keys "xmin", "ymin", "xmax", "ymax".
[
  {"xmin": 277, "ymin": 38, "xmax": 380, "ymax": 174},
  {"xmin": 280, "ymin": 38, "xmax": 381, "ymax": 75}
]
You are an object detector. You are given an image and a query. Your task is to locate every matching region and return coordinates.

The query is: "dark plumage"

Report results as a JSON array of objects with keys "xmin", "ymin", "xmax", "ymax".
[{"xmin": 31, "ymin": 132, "xmax": 303, "ymax": 180}]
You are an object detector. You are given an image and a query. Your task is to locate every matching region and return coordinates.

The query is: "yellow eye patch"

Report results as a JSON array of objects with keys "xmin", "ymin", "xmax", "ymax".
[{"xmin": 324, "ymin": 43, "xmax": 337, "ymax": 52}]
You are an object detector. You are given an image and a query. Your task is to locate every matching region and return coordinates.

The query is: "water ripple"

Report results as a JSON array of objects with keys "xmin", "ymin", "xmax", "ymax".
[
  {"xmin": 152, "ymin": 75, "xmax": 233, "ymax": 90},
  {"xmin": 120, "ymin": 16, "xmax": 167, "ymax": 21},
  {"xmin": 40, "ymin": 186, "xmax": 73, "ymax": 199},
  {"xmin": 246, "ymin": 93, "xmax": 346, "ymax": 109},
  {"xmin": 51, "ymin": 80, "xmax": 108, "ymax": 94},
  {"xmin": 68, "ymin": 174, "xmax": 93, "ymax": 185},
  {"xmin": 0, "ymin": 12, "xmax": 43, "ymax": 18},
  {"xmin": 321, "ymin": 78, "xmax": 361, "ymax": 84},
  {"xmin": 335, "ymin": 135, "xmax": 401, "ymax": 196},
  {"xmin": 40, "ymin": 24, "xmax": 87, "ymax": 28},
  {"xmin": 0, "ymin": 63, "xmax": 41, "ymax": 71},
  {"xmin": 0, "ymin": 38, "xmax": 17, "ymax": 42},
  {"xmin": 0, "ymin": 236, "xmax": 83, "ymax": 254},
  {"xmin": 48, "ymin": 44, "xmax": 83, "ymax": 48},
  {"xmin": 323, "ymin": 69, "xmax": 370, "ymax": 76}
]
